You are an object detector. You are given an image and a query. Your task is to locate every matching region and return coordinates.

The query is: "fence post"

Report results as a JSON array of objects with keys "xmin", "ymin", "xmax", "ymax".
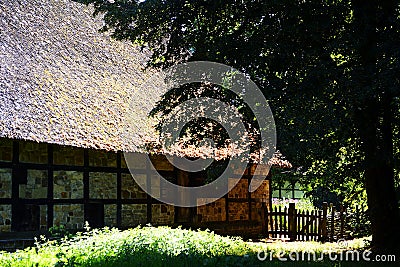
[
  {"xmin": 321, "ymin": 202, "xmax": 328, "ymax": 242},
  {"xmin": 261, "ymin": 201, "xmax": 267, "ymax": 236},
  {"xmin": 330, "ymin": 204, "xmax": 335, "ymax": 241},
  {"xmin": 288, "ymin": 203, "xmax": 296, "ymax": 241},
  {"xmin": 340, "ymin": 205, "xmax": 345, "ymax": 239}
]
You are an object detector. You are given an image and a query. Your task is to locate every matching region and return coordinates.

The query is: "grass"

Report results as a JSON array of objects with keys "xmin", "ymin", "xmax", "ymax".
[{"xmin": 0, "ymin": 226, "xmax": 396, "ymax": 267}]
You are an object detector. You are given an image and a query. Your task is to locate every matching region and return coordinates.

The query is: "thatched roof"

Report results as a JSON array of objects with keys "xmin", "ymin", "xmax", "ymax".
[
  {"xmin": 0, "ymin": 0, "xmax": 291, "ymax": 168},
  {"xmin": 0, "ymin": 0, "xmax": 157, "ymax": 152}
]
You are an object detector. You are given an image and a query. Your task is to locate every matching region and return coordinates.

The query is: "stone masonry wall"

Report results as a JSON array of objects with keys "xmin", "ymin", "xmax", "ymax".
[
  {"xmin": 53, "ymin": 204, "xmax": 84, "ymax": 229},
  {"xmin": 89, "ymin": 150, "xmax": 117, "ymax": 167},
  {"xmin": 150, "ymin": 175, "xmax": 161, "ymax": 199},
  {"xmin": 197, "ymin": 198, "xmax": 226, "ymax": 222},
  {"xmin": 197, "ymin": 178, "xmax": 269, "ymax": 223},
  {"xmin": 228, "ymin": 202, "xmax": 249, "ymax": 221},
  {"xmin": 39, "ymin": 205, "xmax": 47, "ymax": 230},
  {"xmin": 121, "ymin": 173, "xmax": 146, "ymax": 199},
  {"xmin": 121, "ymin": 204, "xmax": 147, "ymax": 227},
  {"xmin": 251, "ymin": 180, "xmax": 269, "ymax": 201},
  {"xmin": 0, "ymin": 138, "xmax": 272, "ymax": 237},
  {"xmin": 19, "ymin": 170, "xmax": 48, "ymax": 199},
  {"xmin": 149, "ymin": 154, "xmax": 174, "ymax": 171},
  {"xmin": 89, "ymin": 172, "xmax": 117, "ymax": 199},
  {"xmin": 53, "ymin": 145, "xmax": 84, "ymax": 166},
  {"xmin": 0, "ymin": 205, "xmax": 11, "ymax": 232},
  {"xmin": 0, "ymin": 139, "xmax": 12, "ymax": 162},
  {"xmin": 19, "ymin": 141, "xmax": 48, "ymax": 164},
  {"xmin": 228, "ymin": 178, "xmax": 248, "ymax": 198},
  {"xmin": 122, "ymin": 153, "xmax": 146, "ymax": 169},
  {"xmin": 104, "ymin": 204, "xmax": 117, "ymax": 227},
  {"xmin": 250, "ymin": 180, "xmax": 269, "ymax": 222},
  {"xmin": 151, "ymin": 204, "xmax": 174, "ymax": 225},
  {"xmin": 0, "ymin": 169, "xmax": 12, "ymax": 198},
  {"xmin": 53, "ymin": 171, "xmax": 83, "ymax": 199},
  {"xmin": 251, "ymin": 202, "xmax": 263, "ymax": 222}
]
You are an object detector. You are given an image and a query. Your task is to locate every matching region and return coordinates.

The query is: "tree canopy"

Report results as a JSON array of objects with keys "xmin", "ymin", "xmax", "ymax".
[{"xmin": 75, "ymin": 0, "xmax": 400, "ymax": 253}]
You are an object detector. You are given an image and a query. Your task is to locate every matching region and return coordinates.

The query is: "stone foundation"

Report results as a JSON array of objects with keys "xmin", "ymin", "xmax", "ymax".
[
  {"xmin": 229, "ymin": 202, "xmax": 249, "ymax": 221},
  {"xmin": 197, "ymin": 198, "xmax": 226, "ymax": 222},
  {"xmin": 39, "ymin": 205, "xmax": 47, "ymax": 230},
  {"xmin": 121, "ymin": 204, "xmax": 147, "ymax": 227},
  {"xmin": 104, "ymin": 204, "xmax": 117, "ymax": 227},
  {"xmin": 151, "ymin": 204, "xmax": 174, "ymax": 225}
]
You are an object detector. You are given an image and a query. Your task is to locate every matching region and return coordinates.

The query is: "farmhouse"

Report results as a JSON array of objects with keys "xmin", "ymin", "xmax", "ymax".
[{"xmin": 0, "ymin": 0, "xmax": 290, "ymax": 238}]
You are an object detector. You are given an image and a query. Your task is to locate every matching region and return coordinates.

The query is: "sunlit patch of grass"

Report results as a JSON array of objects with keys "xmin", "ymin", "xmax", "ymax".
[{"xmin": 249, "ymin": 236, "xmax": 371, "ymax": 256}]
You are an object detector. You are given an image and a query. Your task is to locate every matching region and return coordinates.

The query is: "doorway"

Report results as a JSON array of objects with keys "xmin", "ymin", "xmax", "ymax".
[{"xmin": 85, "ymin": 203, "xmax": 104, "ymax": 228}]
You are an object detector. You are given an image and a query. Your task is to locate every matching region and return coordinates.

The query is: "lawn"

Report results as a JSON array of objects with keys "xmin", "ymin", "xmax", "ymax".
[{"xmin": 0, "ymin": 226, "xmax": 395, "ymax": 267}]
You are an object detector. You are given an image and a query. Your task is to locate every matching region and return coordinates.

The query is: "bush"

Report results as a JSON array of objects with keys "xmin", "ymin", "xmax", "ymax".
[
  {"xmin": 0, "ymin": 226, "xmax": 260, "ymax": 267},
  {"xmin": 0, "ymin": 226, "xmax": 374, "ymax": 267},
  {"xmin": 346, "ymin": 204, "xmax": 371, "ymax": 238},
  {"xmin": 305, "ymin": 186, "xmax": 342, "ymax": 209},
  {"xmin": 49, "ymin": 225, "xmax": 73, "ymax": 239}
]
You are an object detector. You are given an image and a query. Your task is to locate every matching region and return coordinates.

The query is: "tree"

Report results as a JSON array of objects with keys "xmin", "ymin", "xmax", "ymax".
[
  {"xmin": 349, "ymin": 0, "xmax": 400, "ymax": 253},
  {"xmin": 75, "ymin": 0, "xmax": 400, "ymax": 252}
]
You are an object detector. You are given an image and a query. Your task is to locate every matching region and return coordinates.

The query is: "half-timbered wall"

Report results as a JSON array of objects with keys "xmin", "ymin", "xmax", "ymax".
[
  {"xmin": 0, "ymin": 137, "xmax": 271, "ymax": 237},
  {"xmin": 0, "ymin": 138, "xmax": 175, "ymax": 233}
]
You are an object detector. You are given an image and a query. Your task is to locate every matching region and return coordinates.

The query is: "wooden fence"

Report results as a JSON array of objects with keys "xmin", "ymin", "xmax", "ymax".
[{"xmin": 261, "ymin": 202, "xmax": 348, "ymax": 242}]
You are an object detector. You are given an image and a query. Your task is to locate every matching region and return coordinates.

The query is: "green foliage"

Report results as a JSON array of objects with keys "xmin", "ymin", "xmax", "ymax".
[
  {"xmin": 205, "ymin": 159, "xmax": 230, "ymax": 184},
  {"xmin": 0, "ymin": 226, "xmax": 373, "ymax": 267},
  {"xmin": 49, "ymin": 225, "xmax": 73, "ymax": 239},
  {"xmin": 346, "ymin": 203, "xmax": 371, "ymax": 238},
  {"xmin": 305, "ymin": 187, "xmax": 342, "ymax": 209},
  {"xmin": 299, "ymin": 140, "xmax": 367, "ymax": 208},
  {"xmin": 74, "ymin": 0, "xmax": 400, "ymax": 248},
  {"xmin": 73, "ymin": 0, "xmax": 399, "ymax": 192},
  {"xmin": 149, "ymin": 82, "xmax": 260, "ymax": 152},
  {"xmin": 272, "ymin": 197, "xmax": 315, "ymax": 212},
  {"xmin": 0, "ymin": 226, "xmax": 256, "ymax": 267}
]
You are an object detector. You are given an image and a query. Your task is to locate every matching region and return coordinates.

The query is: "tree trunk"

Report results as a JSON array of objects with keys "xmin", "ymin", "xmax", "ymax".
[
  {"xmin": 353, "ymin": 0, "xmax": 400, "ymax": 253},
  {"xmin": 360, "ymin": 100, "xmax": 400, "ymax": 254}
]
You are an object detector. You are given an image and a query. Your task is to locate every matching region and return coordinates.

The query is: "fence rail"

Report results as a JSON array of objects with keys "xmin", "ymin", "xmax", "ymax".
[{"xmin": 261, "ymin": 202, "xmax": 348, "ymax": 242}]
